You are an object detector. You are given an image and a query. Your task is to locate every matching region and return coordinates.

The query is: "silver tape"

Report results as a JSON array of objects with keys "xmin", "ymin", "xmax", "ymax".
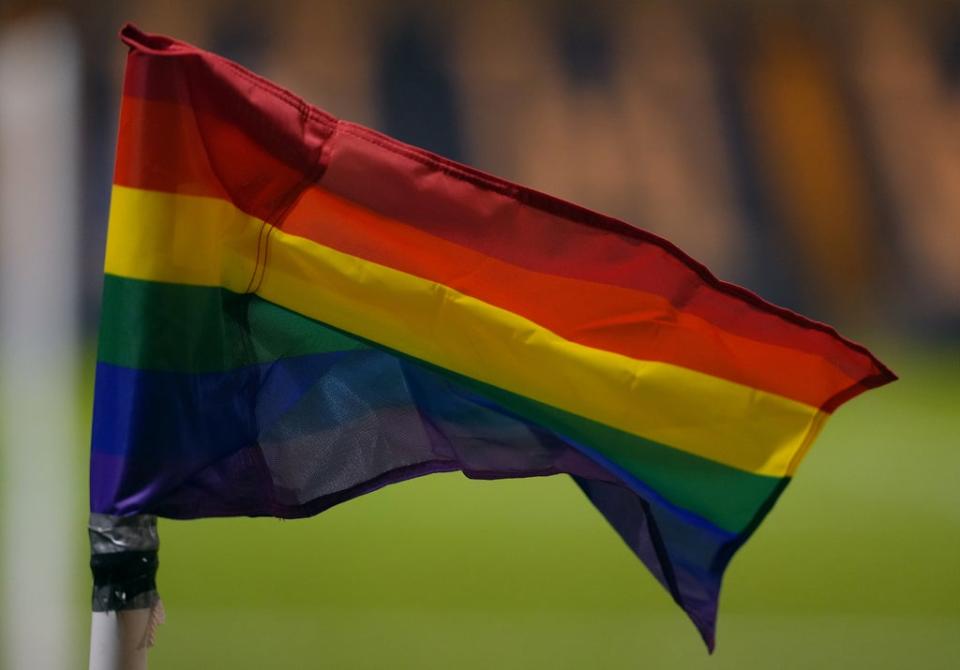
[
  {"xmin": 89, "ymin": 513, "xmax": 159, "ymax": 555},
  {"xmin": 89, "ymin": 514, "xmax": 161, "ymax": 612}
]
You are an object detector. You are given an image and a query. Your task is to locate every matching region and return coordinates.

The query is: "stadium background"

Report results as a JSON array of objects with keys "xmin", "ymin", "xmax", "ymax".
[{"xmin": 0, "ymin": 1, "xmax": 957, "ymax": 668}]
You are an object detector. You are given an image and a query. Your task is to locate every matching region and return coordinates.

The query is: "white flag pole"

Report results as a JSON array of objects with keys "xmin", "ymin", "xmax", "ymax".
[
  {"xmin": 89, "ymin": 609, "xmax": 154, "ymax": 670},
  {"xmin": 0, "ymin": 12, "xmax": 79, "ymax": 670}
]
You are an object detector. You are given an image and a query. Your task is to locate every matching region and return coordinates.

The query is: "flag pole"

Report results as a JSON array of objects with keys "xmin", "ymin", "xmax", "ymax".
[{"xmin": 89, "ymin": 515, "xmax": 163, "ymax": 670}]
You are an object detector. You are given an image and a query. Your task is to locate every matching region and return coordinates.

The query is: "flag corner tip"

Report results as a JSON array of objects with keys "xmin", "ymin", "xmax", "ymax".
[{"xmin": 118, "ymin": 23, "xmax": 181, "ymax": 56}]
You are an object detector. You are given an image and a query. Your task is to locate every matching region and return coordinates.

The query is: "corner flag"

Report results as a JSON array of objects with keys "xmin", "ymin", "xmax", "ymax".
[{"xmin": 90, "ymin": 24, "xmax": 895, "ymax": 652}]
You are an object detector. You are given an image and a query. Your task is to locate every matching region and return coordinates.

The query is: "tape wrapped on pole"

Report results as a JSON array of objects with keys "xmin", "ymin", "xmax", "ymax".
[{"xmin": 88, "ymin": 514, "xmax": 163, "ymax": 670}]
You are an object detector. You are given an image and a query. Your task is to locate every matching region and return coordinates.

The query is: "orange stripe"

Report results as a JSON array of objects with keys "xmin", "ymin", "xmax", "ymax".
[{"xmin": 281, "ymin": 187, "xmax": 857, "ymax": 407}]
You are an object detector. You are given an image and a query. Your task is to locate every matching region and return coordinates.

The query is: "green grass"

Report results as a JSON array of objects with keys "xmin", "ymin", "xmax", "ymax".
[{"xmin": 10, "ymin": 342, "xmax": 960, "ymax": 667}]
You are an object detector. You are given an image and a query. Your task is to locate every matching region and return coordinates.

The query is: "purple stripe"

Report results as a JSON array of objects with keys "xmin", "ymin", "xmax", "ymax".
[{"xmin": 91, "ymin": 347, "xmax": 738, "ymax": 646}]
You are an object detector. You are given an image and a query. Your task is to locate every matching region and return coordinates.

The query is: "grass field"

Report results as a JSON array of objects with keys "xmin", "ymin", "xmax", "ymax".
[{"xmin": 8, "ymin": 340, "xmax": 960, "ymax": 668}]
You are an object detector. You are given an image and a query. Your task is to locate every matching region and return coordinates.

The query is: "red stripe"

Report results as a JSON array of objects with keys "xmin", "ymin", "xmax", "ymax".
[
  {"xmin": 115, "ymin": 24, "xmax": 896, "ymax": 409},
  {"xmin": 114, "ymin": 96, "xmax": 230, "ymax": 201},
  {"xmin": 119, "ymin": 26, "xmax": 333, "ymax": 222}
]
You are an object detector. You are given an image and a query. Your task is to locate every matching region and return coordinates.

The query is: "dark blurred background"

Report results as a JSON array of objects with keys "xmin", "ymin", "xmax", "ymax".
[
  {"xmin": 5, "ymin": 0, "xmax": 960, "ymax": 338},
  {"xmin": 0, "ymin": 1, "xmax": 957, "ymax": 669}
]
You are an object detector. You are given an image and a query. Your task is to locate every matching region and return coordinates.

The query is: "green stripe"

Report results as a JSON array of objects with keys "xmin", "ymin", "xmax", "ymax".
[
  {"xmin": 98, "ymin": 274, "xmax": 362, "ymax": 372},
  {"xmin": 439, "ymin": 371, "xmax": 784, "ymax": 533},
  {"xmin": 98, "ymin": 274, "xmax": 783, "ymax": 533}
]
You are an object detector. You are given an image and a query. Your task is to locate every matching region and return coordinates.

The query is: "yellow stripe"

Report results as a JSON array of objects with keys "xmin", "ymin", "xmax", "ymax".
[
  {"xmin": 105, "ymin": 185, "xmax": 264, "ymax": 291},
  {"xmin": 105, "ymin": 185, "xmax": 825, "ymax": 477}
]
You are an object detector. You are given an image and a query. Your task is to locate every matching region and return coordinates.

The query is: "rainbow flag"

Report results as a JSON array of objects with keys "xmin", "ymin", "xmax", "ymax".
[{"xmin": 91, "ymin": 25, "xmax": 895, "ymax": 649}]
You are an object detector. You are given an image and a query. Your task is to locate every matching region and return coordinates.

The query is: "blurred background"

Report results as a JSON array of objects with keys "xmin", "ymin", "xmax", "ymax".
[{"xmin": 0, "ymin": 0, "xmax": 957, "ymax": 668}]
